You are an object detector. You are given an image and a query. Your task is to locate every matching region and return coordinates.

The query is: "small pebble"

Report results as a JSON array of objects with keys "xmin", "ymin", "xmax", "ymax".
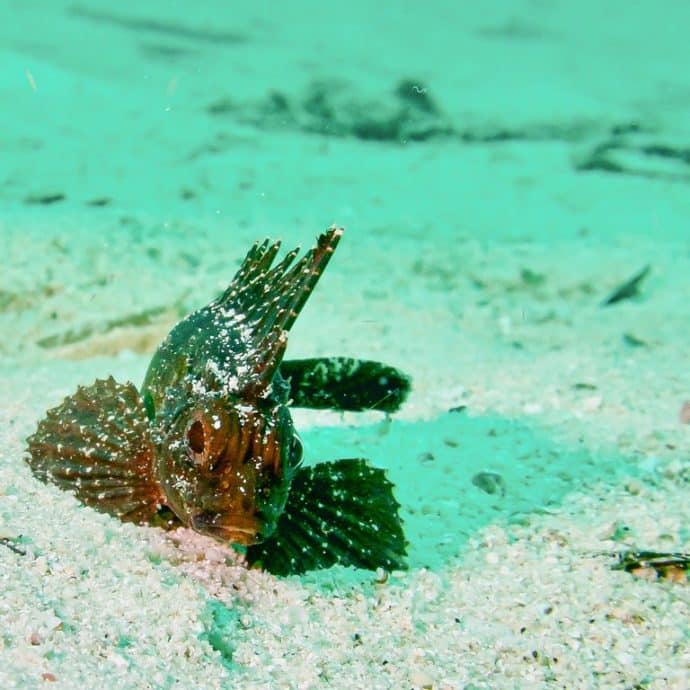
[
  {"xmin": 582, "ymin": 395, "xmax": 603, "ymax": 412},
  {"xmin": 662, "ymin": 460, "xmax": 684, "ymax": 479},
  {"xmin": 485, "ymin": 551, "xmax": 500, "ymax": 565},
  {"xmin": 624, "ymin": 479, "xmax": 643, "ymax": 495},
  {"xmin": 472, "ymin": 471, "xmax": 506, "ymax": 497},
  {"xmin": 374, "ymin": 567, "xmax": 388, "ymax": 585},
  {"xmin": 409, "ymin": 668, "xmax": 433, "ymax": 689}
]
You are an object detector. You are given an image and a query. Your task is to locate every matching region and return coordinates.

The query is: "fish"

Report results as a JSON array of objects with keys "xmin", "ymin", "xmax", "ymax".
[{"xmin": 26, "ymin": 227, "xmax": 410, "ymax": 576}]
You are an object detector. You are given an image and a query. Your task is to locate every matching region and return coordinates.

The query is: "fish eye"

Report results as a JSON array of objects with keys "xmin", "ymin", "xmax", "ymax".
[{"xmin": 187, "ymin": 419, "xmax": 206, "ymax": 455}]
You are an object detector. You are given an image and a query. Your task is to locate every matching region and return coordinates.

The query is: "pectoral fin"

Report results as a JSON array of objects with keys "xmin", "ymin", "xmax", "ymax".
[
  {"xmin": 26, "ymin": 377, "xmax": 164, "ymax": 524},
  {"xmin": 281, "ymin": 357, "xmax": 411, "ymax": 413},
  {"xmin": 246, "ymin": 458, "xmax": 407, "ymax": 576}
]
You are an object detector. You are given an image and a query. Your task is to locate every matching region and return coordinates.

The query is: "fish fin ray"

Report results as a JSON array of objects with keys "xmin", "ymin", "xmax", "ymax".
[
  {"xmin": 213, "ymin": 228, "xmax": 343, "ymax": 393},
  {"xmin": 281, "ymin": 357, "xmax": 411, "ymax": 412},
  {"xmin": 246, "ymin": 458, "xmax": 407, "ymax": 575},
  {"xmin": 26, "ymin": 377, "xmax": 164, "ymax": 524}
]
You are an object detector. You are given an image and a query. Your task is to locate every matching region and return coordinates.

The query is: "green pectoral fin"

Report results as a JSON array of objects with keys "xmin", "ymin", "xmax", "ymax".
[
  {"xmin": 26, "ymin": 377, "xmax": 165, "ymax": 524},
  {"xmin": 245, "ymin": 458, "xmax": 407, "ymax": 576},
  {"xmin": 281, "ymin": 357, "xmax": 411, "ymax": 413}
]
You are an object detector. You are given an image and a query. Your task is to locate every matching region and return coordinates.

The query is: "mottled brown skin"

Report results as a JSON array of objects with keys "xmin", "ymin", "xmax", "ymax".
[{"xmin": 137, "ymin": 232, "xmax": 338, "ymax": 544}]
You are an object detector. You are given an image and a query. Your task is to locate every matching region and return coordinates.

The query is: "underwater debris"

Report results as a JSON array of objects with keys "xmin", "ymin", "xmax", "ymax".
[
  {"xmin": 572, "ymin": 382, "xmax": 597, "ymax": 391},
  {"xmin": 601, "ymin": 264, "xmax": 650, "ymax": 306},
  {"xmin": 0, "ymin": 536, "xmax": 27, "ymax": 556},
  {"xmin": 574, "ymin": 125, "xmax": 690, "ymax": 182},
  {"xmin": 85, "ymin": 197, "xmax": 111, "ymax": 207},
  {"xmin": 612, "ymin": 550, "xmax": 690, "ymax": 582},
  {"xmin": 520, "ymin": 267, "xmax": 546, "ymax": 287},
  {"xmin": 622, "ymin": 332, "xmax": 647, "ymax": 348},
  {"xmin": 24, "ymin": 193, "xmax": 66, "ymax": 205}
]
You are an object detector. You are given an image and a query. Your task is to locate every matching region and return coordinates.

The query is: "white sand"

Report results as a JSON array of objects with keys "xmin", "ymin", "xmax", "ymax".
[{"xmin": 1, "ymin": 2, "xmax": 690, "ymax": 688}]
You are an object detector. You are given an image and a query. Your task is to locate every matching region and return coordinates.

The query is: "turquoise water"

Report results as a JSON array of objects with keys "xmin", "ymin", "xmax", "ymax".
[
  {"xmin": 3, "ymin": 2, "xmax": 690, "ymax": 240},
  {"xmin": 2, "ymin": 2, "xmax": 690, "ymax": 688}
]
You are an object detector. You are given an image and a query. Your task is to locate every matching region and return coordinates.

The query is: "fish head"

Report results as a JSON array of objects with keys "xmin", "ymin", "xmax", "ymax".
[{"xmin": 156, "ymin": 394, "xmax": 302, "ymax": 546}]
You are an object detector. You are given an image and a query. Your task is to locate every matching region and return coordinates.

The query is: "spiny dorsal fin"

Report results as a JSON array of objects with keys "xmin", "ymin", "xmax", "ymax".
[{"xmin": 213, "ymin": 227, "xmax": 343, "ymax": 393}]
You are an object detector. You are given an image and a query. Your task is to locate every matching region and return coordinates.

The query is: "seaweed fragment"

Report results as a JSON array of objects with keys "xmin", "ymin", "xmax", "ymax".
[{"xmin": 601, "ymin": 264, "xmax": 650, "ymax": 306}]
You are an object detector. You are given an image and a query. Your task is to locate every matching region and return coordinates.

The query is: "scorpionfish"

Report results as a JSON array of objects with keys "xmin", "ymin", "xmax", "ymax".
[{"xmin": 26, "ymin": 228, "xmax": 410, "ymax": 576}]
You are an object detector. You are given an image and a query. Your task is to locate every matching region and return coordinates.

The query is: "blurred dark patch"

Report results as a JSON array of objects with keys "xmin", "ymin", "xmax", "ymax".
[
  {"xmin": 139, "ymin": 42, "xmax": 196, "ymax": 60},
  {"xmin": 24, "ymin": 193, "xmax": 65, "ymax": 205},
  {"xmin": 395, "ymin": 79, "xmax": 439, "ymax": 114},
  {"xmin": 86, "ymin": 197, "xmax": 111, "ymax": 207},
  {"xmin": 478, "ymin": 18, "xmax": 549, "ymax": 41},
  {"xmin": 203, "ymin": 77, "xmax": 626, "ymax": 153},
  {"xmin": 575, "ymin": 124, "xmax": 690, "ymax": 182},
  {"xmin": 70, "ymin": 6, "xmax": 247, "ymax": 45},
  {"xmin": 206, "ymin": 78, "xmax": 454, "ymax": 144}
]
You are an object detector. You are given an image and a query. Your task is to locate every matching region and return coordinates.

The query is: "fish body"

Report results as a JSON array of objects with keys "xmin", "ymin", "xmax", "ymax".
[{"xmin": 26, "ymin": 228, "xmax": 410, "ymax": 575}]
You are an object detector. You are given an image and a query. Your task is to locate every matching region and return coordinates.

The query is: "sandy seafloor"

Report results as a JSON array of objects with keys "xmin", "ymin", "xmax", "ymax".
[{"xmin": 1, "ymin": 1, "xmax": 690, "ymax": 688}]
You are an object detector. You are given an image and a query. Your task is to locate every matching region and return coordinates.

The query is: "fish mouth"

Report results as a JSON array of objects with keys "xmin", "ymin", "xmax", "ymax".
[{"xmin": 191, "ymin": 512, "xmax": 261, "ymax": 546}]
